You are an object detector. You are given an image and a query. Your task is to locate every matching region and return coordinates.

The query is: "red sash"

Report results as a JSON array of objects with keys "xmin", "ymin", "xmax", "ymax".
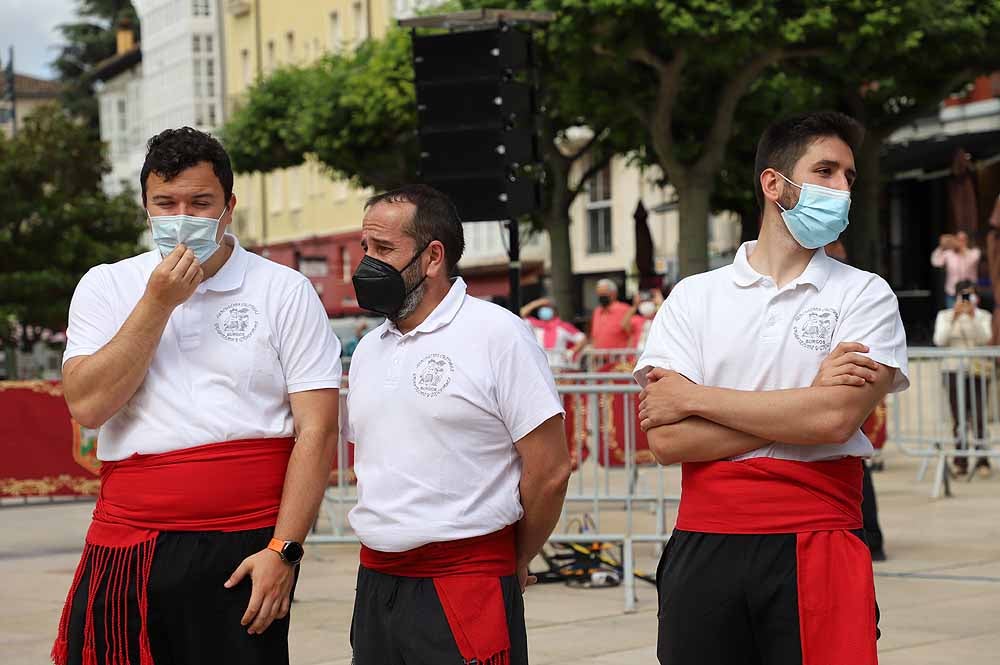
[
  {"xmin": 676, "ymin": 457, "xmax": 877, "ymax": 665},
  {"xmin": 361, "ymin": 525, "xmax": 517, "ymax": 665},
  {"xmin": 52, "ymin": 437, "xmax": 294, "ymax": 665}
]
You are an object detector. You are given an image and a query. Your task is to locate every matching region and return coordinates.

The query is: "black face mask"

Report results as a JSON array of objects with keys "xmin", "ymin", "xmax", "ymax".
[
  {"xmin": 352, "ymin": 245, "xmax": 429, "ymax": 319},
  {"xmin": 598, "ymin": 295, "xmax": 612, "ymax": 307}
]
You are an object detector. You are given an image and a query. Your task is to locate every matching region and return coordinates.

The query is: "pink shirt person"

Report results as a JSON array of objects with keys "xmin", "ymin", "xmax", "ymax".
[{"xmin": 932, "ymin": 232, "xmax": 981, "ymax": 296}]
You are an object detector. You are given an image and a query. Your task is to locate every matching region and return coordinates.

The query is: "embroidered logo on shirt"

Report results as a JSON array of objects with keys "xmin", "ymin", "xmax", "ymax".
[
  {"xmin": 214, "ymin": 302, "xmax": 259, "ymax": 342},
  {"xmin": 412, "ymin": 353, "xmax": 454, "ymax": 397},
  {"xmin": 792, "ymin": 307, "xmax": 839, "ymax": 352}
]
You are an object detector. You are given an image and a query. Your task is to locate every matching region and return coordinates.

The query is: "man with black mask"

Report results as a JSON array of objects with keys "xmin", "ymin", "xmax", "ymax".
[{"xmin": 345, "ymin": 185, "xmax": 571, "ymax": 665}]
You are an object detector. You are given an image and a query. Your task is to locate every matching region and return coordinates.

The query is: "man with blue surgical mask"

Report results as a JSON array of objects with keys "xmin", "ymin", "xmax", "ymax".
[
  {"xmin": 54, "ymin": 127, "xmax": 341, "ymax": 665},
  {"xmin": 636, "ymin": 112, "xmax": 909, "ymax": 665}
]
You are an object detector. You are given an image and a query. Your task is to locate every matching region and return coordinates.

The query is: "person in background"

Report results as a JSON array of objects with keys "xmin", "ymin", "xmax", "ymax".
[
  {"xmin": 825, "ymin": 238, "xmax": 888, "ymax": 559},
  {"xmin": 342, "ymin": 321, "xmax": 368, "ymax": 358},
  {"xmin": 627, "ymin": 289, "xmax": 665, "ymax": 349},
  {"xmin": 521, "ymin": 297, "xmax": 586, "ymax": 371},
  {"xmin": 933, "ymin": 279, "xmax": 993, "ymax": 476},
  {"xmin": 588, "ymin": 279, "xmax": 633, "ymax": 350},
  {"xmin": 932, "ymin": 231, "xmax": 981, "ymax": 309},
  {"xmin": 986, "ymin": 195, "xmax": 1000, "ymax": 344}
]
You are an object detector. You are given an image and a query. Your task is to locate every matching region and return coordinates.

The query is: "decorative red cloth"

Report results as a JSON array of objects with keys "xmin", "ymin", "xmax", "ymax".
[
  {"xmin": 361, "ymin": 525, "xmax": 517, "ymax": 665},
  {"xmin": 52, "ymin": 437, "xmax": 294, "ymax": 665},
  {"xmin": 676, "ymin": 457, "xmax": 877, "ymax": 665}
]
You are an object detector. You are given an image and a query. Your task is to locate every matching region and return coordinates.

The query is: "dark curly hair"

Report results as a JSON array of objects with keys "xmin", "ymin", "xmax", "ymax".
[{"xmin": 140, "ymin": 127, "xmax": 234, "ymax": 206}]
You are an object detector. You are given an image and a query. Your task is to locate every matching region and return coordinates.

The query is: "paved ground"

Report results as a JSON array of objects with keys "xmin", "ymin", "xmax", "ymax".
[{"xmin": 2, "ymin": 445, "xmax": 999, "ymax": 664}]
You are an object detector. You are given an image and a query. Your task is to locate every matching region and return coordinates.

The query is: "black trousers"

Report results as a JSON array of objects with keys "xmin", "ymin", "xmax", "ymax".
[
  {"xmin": 861, "ymin": 461, "xmax": 884, "ymax": 554},
  {"xmin": 66, "ymin": 526, "xmax": 292, "ymax": 665},
  {"xmin": 351, "ymin": 565, "xmax": 528, "ymax": 665},
  {"xmin": 656, "ymin": 529, "xmax": 879, "ymax": 665}
]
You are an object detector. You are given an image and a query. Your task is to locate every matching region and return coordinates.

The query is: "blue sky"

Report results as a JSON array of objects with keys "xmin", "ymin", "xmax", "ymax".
[{"xmin": 0, "ymin": 0, "xmax": 78, "ymax": 79}]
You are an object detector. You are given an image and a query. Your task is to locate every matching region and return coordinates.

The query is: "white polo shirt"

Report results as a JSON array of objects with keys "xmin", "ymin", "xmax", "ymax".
[
  {"xmin": 635, "ymin": 241, "xmax": 909, "ymax": 461},
  {"xmin": 346, "ymin": 278, "xmax": 564, "ymax": 552},
  {"xmin": 63, "ymin": 235, "xmax": 342, "ymax": 461}
]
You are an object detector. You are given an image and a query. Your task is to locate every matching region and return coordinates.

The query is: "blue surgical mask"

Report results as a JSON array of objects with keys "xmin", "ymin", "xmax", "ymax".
[
  {"xmin": 148, "ymin": 207, "xmax": 228, "ymax": 263},
  {"xmin": 775, "ymin": 172, "xmax": 851, "ymax": 249},
  {"xmin": 537, "ymin": 306, "xmax": 555, "ymax": 321}
]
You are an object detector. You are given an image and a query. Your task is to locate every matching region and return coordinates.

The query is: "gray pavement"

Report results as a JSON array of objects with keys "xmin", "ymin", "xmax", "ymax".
[{"xmin": 2, "ymin": 446, "xmax": 998, "ymax": 664}]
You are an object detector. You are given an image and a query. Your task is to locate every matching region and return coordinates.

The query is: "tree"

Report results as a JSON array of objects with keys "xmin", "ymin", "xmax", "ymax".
[
  {"xmin": 808, "ymin": 1, "xmax": 1000, "ymax": 273},
  {"xmin": 550, "ymin": 1, "xmax": 868, "ymax": 278},
  {"xmin": 0, "ymin": 106, "xmax": 144, "ymax": 376},
  {"xmin": 224, "ymin": 24, "xmax": 633, "ymax": 318},
  {"xmin": 51, "ymin": 0, "xmax": 138, "ymax": 133}
]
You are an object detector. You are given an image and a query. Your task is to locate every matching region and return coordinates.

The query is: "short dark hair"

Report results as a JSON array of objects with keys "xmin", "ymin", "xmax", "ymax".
[
  {"xmin": 140, "ymin": 127, "xmax": 234, "ymax": 206},
  {"xmin": 365, "ymin": 184, "xmax": 465, "ymax": 273},
  {"xmin": 753, "ymin": 111, "xmax": 865, "ymax": 211},
  {"xmin": 956, "ymin": 280, "xmax": 976, "ymax": 293}
]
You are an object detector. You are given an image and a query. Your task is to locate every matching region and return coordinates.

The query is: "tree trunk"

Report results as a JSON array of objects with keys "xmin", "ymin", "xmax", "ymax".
[
  {"xmin": 545, "ymin": 209, "xmax": 575, "ymax": 323},
  {"xmin": 847, "ymin": 134, "xmax": 884, "ymax": 274},
  {"xmin": 674, "ymin": 178, "xmax": 713, "ymax": 277}
]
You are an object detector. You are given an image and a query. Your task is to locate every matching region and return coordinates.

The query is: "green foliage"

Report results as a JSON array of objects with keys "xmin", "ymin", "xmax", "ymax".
[
  {"xmin": 51, "ymin": 1, "xmax": 139, "ymax": 135},
  {"xmin": 0, "ymin": 106, "xmax": 144, "ymax": 344},
  {"xmin": 224, "ymin": 29, "xmax": 417, "ymax": 191}
]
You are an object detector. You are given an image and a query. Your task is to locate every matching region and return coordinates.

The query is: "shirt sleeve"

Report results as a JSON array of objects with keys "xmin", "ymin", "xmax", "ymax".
[
  {"xmin": 492, "ymin": 319, "xmax": 565, "ymax": 443},
  {"xmin": 931, "ymin": 247, "xmax": 947, "ymax": 268},
  {"xmin": 63, "ymin": 266, "xmax": 117, "ymax": 365},
  {"xmin": 633, "ymin": 279, "xmax": 703, "ymax": 387},
  {"xmin": 559, "ymin": 320, "xmax": 586, "ymax": 345},
  {"xmin": 832, "ymin": 276, "xmax": 910, "ymax": 393},
  {"xmin": 275, "ymin": 279, "xmax": 343, "ymax": 393}
]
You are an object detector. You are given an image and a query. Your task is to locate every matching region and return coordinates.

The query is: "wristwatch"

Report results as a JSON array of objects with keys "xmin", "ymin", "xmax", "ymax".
[{"xmin": 267, "ymin": 538, "xmax": 305, "ymax": 566}]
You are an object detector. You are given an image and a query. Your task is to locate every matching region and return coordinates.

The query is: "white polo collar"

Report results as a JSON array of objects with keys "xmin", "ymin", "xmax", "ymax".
[
  {"xmin": 380, "ymin": 277, "xmax": 468, "ymax": 338},
  {"xmin": 731, "ymin": 241, "xmax": 832, "ymax": 291},
  {"xmin": 198, "ymin": 234, "xmax": 248, "ymax": 294}
]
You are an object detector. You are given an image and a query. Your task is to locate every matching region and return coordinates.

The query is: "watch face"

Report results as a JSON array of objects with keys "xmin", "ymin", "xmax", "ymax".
[{"xmin": 282, "ymin": 541, "xmax": 304, "ymax": 564}]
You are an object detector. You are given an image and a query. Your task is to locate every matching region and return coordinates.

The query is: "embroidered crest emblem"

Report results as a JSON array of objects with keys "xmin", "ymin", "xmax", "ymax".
[
  {"xmin": 412, "ymin": 354, "xmax": 455, "ymax": 397},
  {"xmin": 215, "ymin": 302, "xmax": 259, "ymax": 342},
  {"xmin": 792, "ymin": 307, "xmax": 839, "ymax": 352}
]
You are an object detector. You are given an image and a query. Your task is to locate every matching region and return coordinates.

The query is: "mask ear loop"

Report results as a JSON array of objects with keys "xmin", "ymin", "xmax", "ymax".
[{"xmin": 773, "ymin": 170, "xmax": 802, "ymax": 213}]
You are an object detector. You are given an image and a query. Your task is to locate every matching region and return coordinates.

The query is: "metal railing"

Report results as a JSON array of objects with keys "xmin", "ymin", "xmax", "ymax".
[
  {"xmin": 312, "ymin": 376, "xmax": 676, "ymax": 613},
  {"xmin": 889, "ymin": 346, "xmax": 999, "ymax": 497}
]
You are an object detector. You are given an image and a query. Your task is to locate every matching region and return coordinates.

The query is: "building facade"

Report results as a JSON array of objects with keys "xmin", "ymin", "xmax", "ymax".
[{"xmin": 0, "ymin": 73, "xmax": 61, "ymax": 138}]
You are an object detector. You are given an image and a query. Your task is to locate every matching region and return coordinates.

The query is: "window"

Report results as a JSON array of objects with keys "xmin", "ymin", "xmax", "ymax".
[
  {"xmin": 205, "ymin": 36, "xmax": 213, "ymax": 53},
  {"xmin": 117, "ymin": 99, "xmax": 127, "ymax": 132},
  {"xmin": 353, "ymin": 2, "xmax": 367, "ymax": 44},
  {"xmin": 193, "ymin": 59, "xmax": 202, "ymax": 97},
  {"xmin": 195, "ymin": 103, "xmax": 205, "ymax": 127},
  {"xmin": 192, "ymin": 0, "xmax": 210, "ymax": 17},
  {"xmin": 192, "ymin": 35, "xmax": 201, "ymax": 53},
  {"xmin": 329, "ymin": 12, "xmax": 341, "ymax": 52},
  {"xmin": 241, "ymin": 49, "xmax": 251, "ymax": 85},
  {"xmin": 341, "ymin": 246, "xmax": 352, "ymax": 282},
  {"xmin": 208, "ymin": 104, "xmax": 217, "ymax": 127},
  {"xmin": 205, "ymin": 58, "xmax": 215, "ymax": 96},
  {"xmin": 267, "ymin": 40, "xmax": 276, "ymax": 73},
  {"xmin": 286, "ymin": 32, "xmax": 295, "ymax": 61},
  {"xmin": 586, "ymin": 166, "xmax": 612, "ymax": 254}
]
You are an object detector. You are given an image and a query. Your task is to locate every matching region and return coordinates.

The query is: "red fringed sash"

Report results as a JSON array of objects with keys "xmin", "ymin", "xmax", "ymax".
[
  {"xmin": 676, "ymin": 457, "xmax": 877, "ymax": 665},
  {"xmin": 52, "ymin": 437, "xmax": 293, "ymax": 665},
  {"xmin": 361, "ymin": 525, "xmax": 517, "ymax": 665}
]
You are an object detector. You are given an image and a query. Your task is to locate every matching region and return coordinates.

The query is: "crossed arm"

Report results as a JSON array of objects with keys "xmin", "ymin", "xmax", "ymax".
[{"xmin": 639, "ymin": 343, "xmax": 896, "ymax": 465}]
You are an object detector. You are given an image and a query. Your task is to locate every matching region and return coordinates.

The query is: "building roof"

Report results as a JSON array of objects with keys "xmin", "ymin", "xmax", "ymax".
[
  {"xmin": 13, "ymin": 73, "xmax": 61, "ymax": 99},
  {"xmin": 90, "ymin": 47, "xmax": 142, "ymax": 83}
]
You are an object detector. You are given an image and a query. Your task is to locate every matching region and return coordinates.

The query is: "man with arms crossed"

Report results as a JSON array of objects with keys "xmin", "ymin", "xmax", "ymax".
[
  {"xmin": 637, "ymin": 112, "xmax": 909, "ymax": 665},
  {"xmin": 346, "ymin": 185, "xmax": 571, "ymax": 665},
  {"xmin": 53, "ymin": 127, "xmax": 341, "ymax": 665}
]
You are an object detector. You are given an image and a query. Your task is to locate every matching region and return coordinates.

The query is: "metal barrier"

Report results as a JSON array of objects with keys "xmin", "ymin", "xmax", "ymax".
[
  {"xmin": 312, "ymin": 376, "xmax": 678, "ymax": 614},
  {"xmin": 890, "ymin": 347, "xmax": 999, "ymax": 497}
]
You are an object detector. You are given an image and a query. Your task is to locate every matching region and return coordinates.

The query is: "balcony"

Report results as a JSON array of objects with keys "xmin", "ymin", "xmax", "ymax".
[{"xmin": 226, "ymin": 0, "xmax": 251, "ymax": 17}]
